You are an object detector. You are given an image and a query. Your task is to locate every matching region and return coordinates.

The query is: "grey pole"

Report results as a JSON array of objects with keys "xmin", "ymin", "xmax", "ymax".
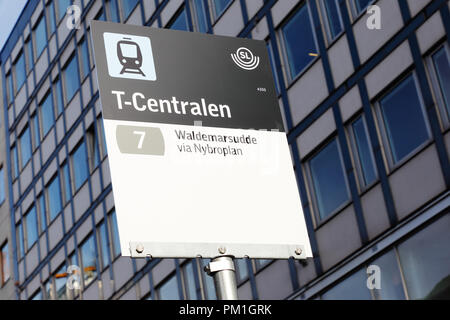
[{"xmin": 205, "ymin": 256, "xmax": 238, "ymax": 300}]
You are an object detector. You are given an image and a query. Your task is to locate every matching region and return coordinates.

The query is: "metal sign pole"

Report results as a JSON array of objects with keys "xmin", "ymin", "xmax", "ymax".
[{"xmin": 205, "ymin": 256, "xmax": 238, "ymax": 300}]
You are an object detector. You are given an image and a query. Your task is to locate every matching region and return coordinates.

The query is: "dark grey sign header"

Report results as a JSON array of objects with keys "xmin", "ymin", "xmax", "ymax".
[{"xmin": 91, "ymin": 21, "xmax": 284, "ymax": 131}]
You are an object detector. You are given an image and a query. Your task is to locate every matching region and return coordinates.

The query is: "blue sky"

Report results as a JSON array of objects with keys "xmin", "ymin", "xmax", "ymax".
[{"xmin": 0, "ymin": 0, "xmax": 28, "ymax": 52}]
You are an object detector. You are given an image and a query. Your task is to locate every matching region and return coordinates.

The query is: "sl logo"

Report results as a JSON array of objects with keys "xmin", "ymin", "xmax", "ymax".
[
  {"xmin": 231, "ymin": 47, "xmax": 260, "ymax": 71},
  {"xmin": 366, "ymin": 5, "xmax": 381, "ymax": 30}
]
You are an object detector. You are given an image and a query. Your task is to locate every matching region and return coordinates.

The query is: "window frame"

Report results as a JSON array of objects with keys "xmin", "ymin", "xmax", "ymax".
[
  {"xmin": 209, "ymin": 0, "xmax": 233, "ymax": 22},
  {"xmin": 1, "ymin": 241, "xmax": 10, "ymax": 286},
  {"xmin": 86, "ymin": 125, "xmax": 100, "ymax": 173},
  {"xmin": 78, "ymin": 36, "xmax": 91, "ymax": 80},
  {"xmin": 33, "ymin": 14, "xmax": 48, "ymax": 60},
  {"xmin": 62, "ymin": 54, "xmax": 80, "ymax": 105},
  {"xmin": 46, "ymin": 174, "xmax": 63, "ymax": 222},
  {"xmin": 350, "ymin": 0, "xmax": 376, "ymax": 20},
  {"xmin": 347, "ymin": 114, "xmax": 378, "ymax": 192},
  {"xmin": 13, "ymin": 50, "xmax": 27, "ymax": 93},
  {"xmin": 190, "ymin": 0, "xmax": 209, "ymax": 33},
  {"xmin": 426, "ymin": 42, "xmax": 450, "ymax": 129},
  {"xmin": 317, "ymin": 0, "xmax": 344, "ymax": 45},
  {"xmin": 56, "ymin": 0, "xmax": 72, "ymax": 23},
  {"xmin": 18, "ymin": 126, "xmax": 32, "ymax": 170},
  {"xmin": 96, "ymin": 220, "xmax": 110, "ymax": 271},
  {"xmin": 374, "ymin": 72, "xmax": 432, "ymax": 170},
  {"xmin": 305, "ymin": 138, "xmax": 352, "ymax": 226},
  {"xmin": 277, "ymin": 2, "xmax": 320, "ymax": 86},
  {"xmin": 0, "ymin": 166, "xmax": 5, "ymax": 206},
  {"xmin": 119, "ymin": 0, "xmax": 140, "ymax": 21},
  {"xmin": 39, "ymin": 90, "xmax": 56, "ymax": 139},
  {"xmin": 180, "ymin": 260, "xmax": 199, "ymax": 300},
  {"xmin": 70, "ymin": 140, "xmax": 89, "ymax": 192},
  {"xmin": 24, "ymin": 206, "xmax": 39, "ymax": 250},
  {"xmin": 167, "ymin": 6, "xmax": 190, "ymax": 31},
  {"xmin": 79, "ymin": 233, "xmax": 98, "ymax": 289}
]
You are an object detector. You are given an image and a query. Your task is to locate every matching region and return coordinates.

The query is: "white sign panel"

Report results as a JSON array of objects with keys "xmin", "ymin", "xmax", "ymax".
[{"xmin": 91, "ymin": 21, "xmax": 312, "ymax": 259}]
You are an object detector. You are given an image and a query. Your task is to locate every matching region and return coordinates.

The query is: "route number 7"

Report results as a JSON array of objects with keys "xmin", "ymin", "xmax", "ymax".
[{"xmin": 133, "ymin": 131, "xmax": 146, "ymax": 149}]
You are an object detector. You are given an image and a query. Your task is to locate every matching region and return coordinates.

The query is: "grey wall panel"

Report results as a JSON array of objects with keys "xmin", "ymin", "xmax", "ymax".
[
  {"xmin": 390, "ymin": 145, "xmax": 446, "ymax": 220},
  {"xmin": 361, "ymin": 184, "xmax": 390, "ymax": 240},
  {"xmin": 316, "ymin": 205, "xmax": 362, "ymax": 271},
  {"xmin": 113, "ymin": 257, "xmax": 134, "ymax": 290},
  {"xmin": 152, "ymin": 259, "xmax": 175, "ymax": 287},
  {"xmin": 73, "ymin": 183, "xmax": 90, "ymax": 221},
  {"xmin": 255, "ymin": 260, "xmax": 293, "ymax": 300},
  {"xmin": 353, "ymin": 0, "xmax": 404, "ymax": 63}
]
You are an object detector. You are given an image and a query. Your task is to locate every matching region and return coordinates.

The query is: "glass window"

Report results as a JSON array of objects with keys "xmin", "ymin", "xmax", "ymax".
[
  {"xmin": 255, "ymin": 259, "xmax": 272, "ymax": 271},
  {"xmin": 47, "ymin": 176, "xmax": 62, "ymax": 221},
  {"xmin": 431, "ymin": 46, "xmax": 450, "ymax": 121},
  {"xmin": 1, "ymin": 242, "xmax": 10, "ymax": 285},
  {"xmin": 322, "ymin": 0, "xmax": 343, "ymax": 41},
  {"xmin": 44, "ymin": 281, "xmax": 53, "ymax": 300},
  {"xmin": 98, "ymin": 222, "xmax": 109, "ymax": 269},
  {"xmin": 38, "ymin": 194, "xmax": 47, "ymax": 232},
  {"xmin": 98, "ymin": 118, "xmax": 107, "ymax": 158},
  {"xmin": 191, "ymin": 0, "xmax": 208, "ymax": 33},
  {"xmin": 6, "ymin": 73, "xmax": 14, "ymax": 104},
  {"xmin": 397, "ymin": 214, "xmax": 450, "ymax": 300},
  {"xmin": 79, "ymin": 38, "xmax": 90, "ymax": 78},
  {"xmin": 19, "ymin": 127, "xmax": 32, "ymax": 168},
  {"xmin": 72, "ymin": 142, "xmax": 89, "ymax": 190},
  {"xmin": 201, "ymin": 259, "xmax": 217, "ymax": 300},
  {"xmin": 109, "ymin": 0, "xmax": 120, "ymax": 22},
  {"xmin": 57, "ymin": 0, "xmax": 71, "ymax": 20},
  {"xmin": 121, "ymin": 0, "xmax": 139, "ymax": 20},
  {"xmin": 48, "ymin": 2, "xmax": 57, "ymax": 34},
  {"xmin": 309, "ymin": 139, "xmax": 350, "ymax": 221},
  {"xmin": 281, "ymin": 4, "xmax": 317, "ymax": 80},
  {"xmin": 169, "ymin": 8, "xmax": 189, "ymax": 31},
  {"xmin": 14, "ymin": 52, "xmax": 26, "ymax": 91},
  {"xmin": 81, "ymin": 234, "xmax": 98, "ymax": 287},
  {"xmin": 354, "ymin": 0, "xmax": 374, "ymax": 15},
  {"xmin": 62, "ymin": 163, "xmax": 72, "ymax": 203},
  {"xmin": 182, "ymin": 261, "xmax": 197, "ymax": 299},
  {"xmin": 369, "ymin": 250, "xmax": 406, "ymax": 300},
  {"xmin": 25, "ymin": 206, "xmax": 38, "ymax": 249},
  {"xmin": 54, "ymin": 265, "xmax": 67, "ymax": 300},
  {"xmin": 109, "ymin": 211, "xmax": 121, "ymax": 258},
  {"xmin": 26, "ymin": 39, "xmax": 34, "ymax": 71},
  {"xmin": 31, "ymin": 290, "xmax": 43, "ymax": 300},
  {"xmin": 12, "ymin": 146, "xmax": 19, "ymax": 179},
  {"xmin": 235, "ymin": 259, "xmax": 248, "ymax": 282},
  {"xmin": 158, "ymin": 274, "xmax": 180, "ymax": 300},
  {"xmin": 0, "ymin": 167, "xmax": 5, "ymax": 205},
  {"xmin": 87, "ymin": 126, "xmax": 100, "ymax": 171},
  {"xmin": 63, "ymin": 55, "xmax": 80, "ymax": 103},
  {"xmin": 35, "ymin": 16, "xmax": 47, "ymax": 58},
  {"xmin": 41, "ymin": 92, "xmax": 55, "ymax": 136},
  {"xmin": 350, "ymin": 116, "xmax": 377, "ymax": 188},
  {"xmin": 33, "ymin": 114, "xmax": 40, "ymax": 148},
  {"xmin": 212, "ymin": 0, "xmax": 232, "ymax": 18},
  {"xmin": 94, "ymin": 9, "xmax": 106, "ymax": 21},
  {"xmin": 322, "ymin": 268, "xmax": 372, "ymax": 299},
  {"xmin": 267, "ymin": 41, "xmax": 280, "ymax": 94},
  {"xmin": 55, "ymin": 78, "xmax": 64, "ymax": 115},
  {"xmin": 378, "ymin": 75, "xmax": 430, "ymax": 165},
  {"xmin": 17, "ymin": 223, "xmax": 25, "ymax": 259}
]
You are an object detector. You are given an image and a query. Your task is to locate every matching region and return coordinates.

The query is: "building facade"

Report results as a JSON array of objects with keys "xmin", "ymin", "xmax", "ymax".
[{"xmin": 0, "ymin": 0, "xmax": 449, "ymax": 300}]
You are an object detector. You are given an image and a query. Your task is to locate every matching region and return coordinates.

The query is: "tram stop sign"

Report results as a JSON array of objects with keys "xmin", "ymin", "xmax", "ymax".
[{"xmin": 91, "ymin": 21, "xmax": 312, "ymax": 260}]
